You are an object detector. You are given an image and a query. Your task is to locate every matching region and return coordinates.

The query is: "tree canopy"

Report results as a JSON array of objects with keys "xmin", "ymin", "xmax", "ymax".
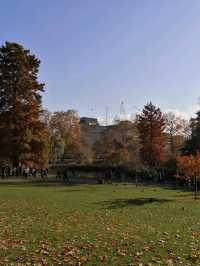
[
  {"xmin": 0, "ymin": 42, "xmax": 48, "ymax": 166},
  {"xmin": 137, "ymin": 102, "xmax": 165, "ymax": 167}
]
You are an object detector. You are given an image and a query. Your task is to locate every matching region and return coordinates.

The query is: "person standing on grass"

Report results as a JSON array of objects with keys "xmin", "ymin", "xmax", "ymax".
[
  {"xmin": 40, "ymin": 168, "xmax": 44, "ymax": 179},
  {"xmin": 24, "ymin": 167, "xmax": 29, "ymax": 179},
  {"xmin": 3, "ymin": 167, "xmax": 6, "ymax": 179},
  {"xmin": 63, "ymin": 169, "xmax": 69, "ymax": 183},
  {"xmin": 32, "ymin": 168, "xmax": 37, "ymax": 178},
  {"xmin": 56, "ymin": 169, "xmax": 61, "ymax": 179},
  {"xmin": 45, "ymin": 168, "xmax": 48, "ymax": 178}
]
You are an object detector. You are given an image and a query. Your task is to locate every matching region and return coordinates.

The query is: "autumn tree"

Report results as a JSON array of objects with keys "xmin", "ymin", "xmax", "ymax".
[
  {"xmin": 49, "ymin": 109, "xmax": 82, "ymax": 163},
  {"xmin": 94, "ymin": 120, "xmax": 140, "ymax": 166},
  {"xmin": 0, "ymin": 42, "xmax": 48, "ymax": 167},
  {"xmin": 176, "ymin": 154, "xmax": 200, "ymax": 199},
  {"xmin": 164, "ymin": 112, "xmax": 189, "ymax": 157},
  {"xmin": 49, "ymin": 131, "xmax": 65, "ymax": 163},
  {"xmin": 41, "ymin": 109, "xmax": 51, "ymax": 125},
  {"xmin": 137, "ymin": 102, "xmax": 165, "ymax": 167}
]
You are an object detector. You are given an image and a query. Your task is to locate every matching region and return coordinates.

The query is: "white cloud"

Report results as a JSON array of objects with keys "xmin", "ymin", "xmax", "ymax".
[
  {"xmin": 164, "ymin": 109, "xmax": 190, "ymax": 120},
  {"xmin": 165, "ymin": 104, "xmax": 200, "ymax": 121}
]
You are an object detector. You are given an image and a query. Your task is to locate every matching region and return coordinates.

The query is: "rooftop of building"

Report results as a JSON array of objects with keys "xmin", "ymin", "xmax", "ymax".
[{"xmin": 80, "ymin": 117, "xmax": 99, "ymax": 126}]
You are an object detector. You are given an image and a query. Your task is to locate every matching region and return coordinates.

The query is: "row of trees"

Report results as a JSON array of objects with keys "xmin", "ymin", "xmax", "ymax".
[
  {"xmin": 0, "ymin": 41, "xmax": 199, "ymax": 189},
  {"xmin": 95, "ymin": 103, "xmax": 189, "ymax": 169},
  {"xmin": 176, "ymin": 111, "xmax": 200, "ymax": 198},
  {"xmin": 40, "ymin": 103, "xmax": 190, "ymax": 170},
  {"xmin": 0, "ymin": 42, "xmax": 91, "ymax": 168}
]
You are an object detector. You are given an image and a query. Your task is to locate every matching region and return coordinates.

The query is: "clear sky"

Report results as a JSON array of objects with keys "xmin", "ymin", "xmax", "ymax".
[{"xmin": 1, "ymin": 0, "xmax": 200, "ymax": 122}]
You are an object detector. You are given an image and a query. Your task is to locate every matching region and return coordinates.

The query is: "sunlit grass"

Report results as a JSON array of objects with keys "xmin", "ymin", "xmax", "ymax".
[{"xmin": 0, "ymin": 181, "xmax": 199, "ymax": 265}]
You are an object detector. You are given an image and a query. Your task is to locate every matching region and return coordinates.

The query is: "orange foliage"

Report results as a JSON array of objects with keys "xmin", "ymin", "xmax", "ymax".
[
  {"xmin": 137, "ymin": 102, "xmax": 165, "ymax": 167},
  {"xmin": 176, "ymin": 153, "xmax": 200, "ymax": 181}
]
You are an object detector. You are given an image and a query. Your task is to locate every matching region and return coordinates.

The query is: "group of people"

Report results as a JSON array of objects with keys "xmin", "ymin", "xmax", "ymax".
[{"xmin": 0, "ymin": 166, "xmax": 48, "ymax": 179}]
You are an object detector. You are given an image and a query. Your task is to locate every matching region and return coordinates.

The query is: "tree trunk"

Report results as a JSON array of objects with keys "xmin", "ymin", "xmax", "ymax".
[
  {"xmin": 12, "ymin": 156, "xmax": 19, "ymax": 168},
  {"xmin": 194, "ymin": 176, "xmax": 198, "ymax": 200},
  {"xmin": 170, "ymin": 132, "xmax": 174, "ymax": 156}
]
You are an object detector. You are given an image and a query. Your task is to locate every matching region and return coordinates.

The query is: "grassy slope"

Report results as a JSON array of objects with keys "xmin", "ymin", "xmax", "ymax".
[{"xmin": 0, "ymin": 182, "xmax": 199, "ymax": 265}]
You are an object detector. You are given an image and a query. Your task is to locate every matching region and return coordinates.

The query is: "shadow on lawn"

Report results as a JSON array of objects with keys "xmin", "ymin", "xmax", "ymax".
[{"xmin": 99, "ymin": 197, "xmax": 172, "ymax": 209}]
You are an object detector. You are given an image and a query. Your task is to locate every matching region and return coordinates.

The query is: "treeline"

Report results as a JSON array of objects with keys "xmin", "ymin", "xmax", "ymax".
[{"xmin": 0, "ymin": 42, "xmax": 199, "ymax": 182}]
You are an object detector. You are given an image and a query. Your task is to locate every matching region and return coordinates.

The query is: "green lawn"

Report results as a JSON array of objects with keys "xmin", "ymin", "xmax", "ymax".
[{"xmin": 0, "ymin": 181, "xmax": 199, "ymax": 265}]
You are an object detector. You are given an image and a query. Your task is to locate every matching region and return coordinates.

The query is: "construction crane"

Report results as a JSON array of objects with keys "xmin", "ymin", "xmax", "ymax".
[
  {"xmin": 105, "ymin": 106, "xmax": 109, "ymax": 126},
  {"xmin": 119, "ymin": 101, "xmax": 127, "ymax": 121}
]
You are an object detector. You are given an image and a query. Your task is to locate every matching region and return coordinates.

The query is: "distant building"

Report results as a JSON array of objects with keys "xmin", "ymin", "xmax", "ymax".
[
  {"xmin": 80, "ymin": 117, "xmax": 99, "ymax": 126},
  {"xmin": 80, "ymin": 117, "xmax": 136, "ymax": 150},
  {"xmin": 80, "ymin": 117, "xmax": 106, "ymax": 149}
]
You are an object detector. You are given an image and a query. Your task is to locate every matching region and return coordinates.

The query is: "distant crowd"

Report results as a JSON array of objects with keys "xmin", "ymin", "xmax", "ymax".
[
  {"xmin": 0, "ymin": 165, "xmax": 168, "ymax": 185},
  {"xmin": 0, "ymin": 166, "xmax": 49, "ymax": 179}
]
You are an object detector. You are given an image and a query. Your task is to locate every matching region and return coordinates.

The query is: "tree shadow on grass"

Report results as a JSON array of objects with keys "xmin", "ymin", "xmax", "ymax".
[{"xmin": 99, "ymin": 197, "xmax": 172, "ymax": 209}]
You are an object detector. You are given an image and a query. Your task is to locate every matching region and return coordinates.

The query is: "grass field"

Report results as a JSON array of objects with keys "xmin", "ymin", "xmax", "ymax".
[{"xmin": 0, "ymin": 181, "xmax": 200, "ymax": 265}]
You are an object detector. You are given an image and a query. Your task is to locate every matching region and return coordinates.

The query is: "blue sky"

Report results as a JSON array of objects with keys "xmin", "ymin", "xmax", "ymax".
[{"xmin": 1, "ymin": 0, "xmax": 200, "ymax": 122}]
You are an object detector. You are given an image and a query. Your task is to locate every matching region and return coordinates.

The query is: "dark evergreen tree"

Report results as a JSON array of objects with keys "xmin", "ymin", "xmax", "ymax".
[{"xmin": 182, "ymin": 111, "xmax": 200, "ymax": 155}]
